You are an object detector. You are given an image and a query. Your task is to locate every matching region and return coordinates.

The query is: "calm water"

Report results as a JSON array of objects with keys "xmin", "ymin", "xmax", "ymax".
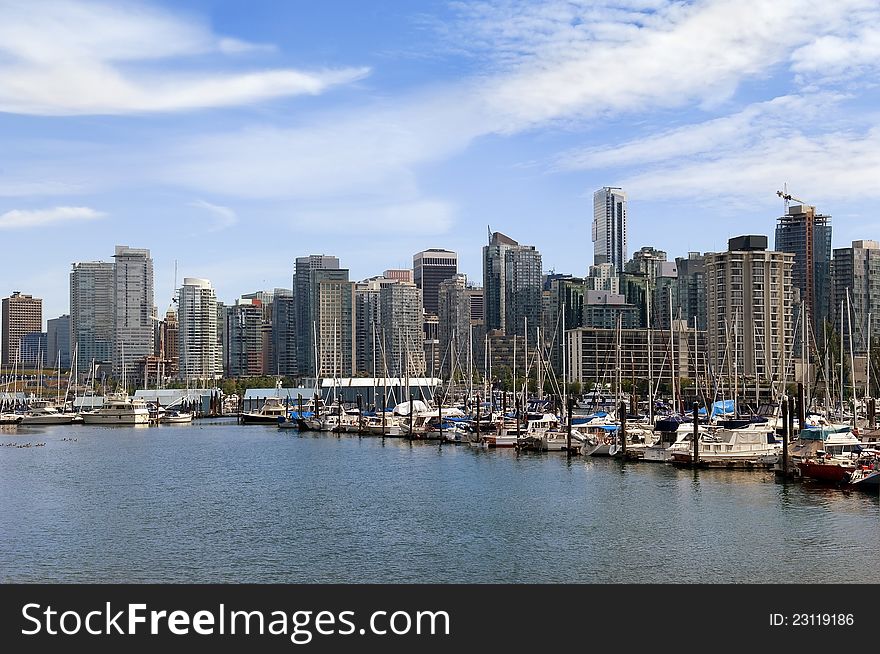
[{"xmin": 1, "ymin": 420, "xmax": 878, "ymax": 583}]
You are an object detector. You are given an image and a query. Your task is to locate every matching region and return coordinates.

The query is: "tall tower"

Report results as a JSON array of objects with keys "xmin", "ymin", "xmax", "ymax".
[
  {"xmin": 592, "ymin": 187, "xmax": 628, "ymax": 274},
  {"xmin": 294, "ymin": 255, "xmax": 340, "ymax": 377},
  {"xmin": 70, "ymin": 261, "xmax": 115, "ymax": 373},
  {"xmin": 112, "ymin": 245, "xmax": 154, "ymax": 385},
  {"xmin": 1, "ymin": 292, "xmax": 42, "ymax": 367},
  {"xmin": 413, "ymin": 249, "xmax": 457, "ymax": 316},
  {"xmin": 775, "ymin": 203, "xmax": 832, "ymax": 337},
  {"xmin": 310, "ymin": 268, "xmax": 355, "ymax": 379},
  {"xmin": 706, "ymin": 236, "xmax": 793, "ymax": 384},
  {"xmin": 177, "ymin": 278, "xmax": 220, "ymax": 382},
  {"xmin": 483, "ymin": 231, "xmax": 542, "ymax": 339}
]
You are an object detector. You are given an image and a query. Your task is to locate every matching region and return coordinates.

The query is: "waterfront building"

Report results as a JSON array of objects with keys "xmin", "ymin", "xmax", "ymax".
[
  {"xmin": 270, "ymin": 289, "xmax": 296, "ymax": 376},
  {"xmin": 438, "ymin": 274, "xmax": 472, "ymax": 378},
  {"xmin": 177, "ymin": 278, "xmax": 221, "ymax": 382},
  {"xmin": 380, "ymin": 281, "xmax": 425, "ymax": 378},
  {"xmin": 592, "ymin": 187, "xmax": 628, "ymax": 274},
  {"xmin": 46, "ymin": 315, "xmax": 71, "ymax": 369},
  {"xmin": 413, "ymin": 249, "xmax": 457, "ymax": 315},
  {"xmin": 224, "ymin": 298, "xmax": 265, "ymax": 378},
  {"xmin": 19, "ymin": 331, "xmax": 47, "ymax": 368},
  {"xmin": 483, "ymin": 231, "xmax": 542, "ymax": 339},
  {"xmin": 831, "ymin": 240, "xmax": 880, "ymax": 354},
  {"xmin": 294, "ymin": 255, "xmax": 340, "ymax": 377},
  {"xmin": 706, "ymin": 236, "xmax": 794, "ymax": 385},
  {"xmin": 775, "ymin": 202, "xmax": 832, "ymax": 337},
  {"xmin": 112, "ymin": 245, "xmax": 154, "ymax": 386},
  {"xmin": 675, "ymin": 252, "xmax": 708, "ymax": 331},
  {"xmin": 1, "ymin": 292, "xmax": 42, "ymax": 367},
  {"xmin": 354, "ymin": 276, "xmax": 393, "ymax": 376},
  {"xmin": 70, "ymin": 261, "xmax": 115, "ymax": 374},
  {"xmin": 310, "ymin": 268, "xmax": 355, "ymax": 379},
  {"xmin": 568, "ymin": 322, "xmax": 706, "ymax": 397},
  {"xmin": 546, "ymin": 277, "xmax": 587, "ymax": 374}
]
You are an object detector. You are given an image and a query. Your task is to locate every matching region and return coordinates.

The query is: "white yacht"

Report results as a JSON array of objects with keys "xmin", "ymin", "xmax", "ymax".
[
  {"xmin": 240, "ymin": 396, "xmax": 288, "ymax": 424},
  {"xmin": 20, "ymin": 400, "xmax": 80, "ymax": 425},
  {"xmin": 81, "ymin": 393, "xmax": 150, "ymax": 425},
  {"xmin": 668, "ymin": 426, "xmax": 780, "ymax": 467}
]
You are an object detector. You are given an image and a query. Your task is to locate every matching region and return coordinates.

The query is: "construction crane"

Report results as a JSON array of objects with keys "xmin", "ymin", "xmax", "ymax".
[{"xmin": 776, "ymin": 188, "xmax": 809, "ymax": 211}]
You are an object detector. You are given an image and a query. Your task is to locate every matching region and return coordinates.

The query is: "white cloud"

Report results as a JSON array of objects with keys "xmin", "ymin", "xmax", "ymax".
[
  {"xmin": 0, "ymin": 206, "xmax": 105, "ymax": 229},
  {"xmin": 188, "ymin": 199, "xmax": 238, "ymax": 232},
  {"xmin": 0, "ymin": 0, "xmax": 369, "ymax": 115}
]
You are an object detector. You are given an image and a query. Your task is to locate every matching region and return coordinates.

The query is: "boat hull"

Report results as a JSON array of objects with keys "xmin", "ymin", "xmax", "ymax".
[
  {"xmin": 20, "ymin": 414, "xmax": 81, "ymax": 425},
  {"xmin": 81, "ymin": 412, "xmax": 150, "ymax": 425},
  {"xmin": 797, "ymin": 461, "xmax": 855, "ymax": 483}
]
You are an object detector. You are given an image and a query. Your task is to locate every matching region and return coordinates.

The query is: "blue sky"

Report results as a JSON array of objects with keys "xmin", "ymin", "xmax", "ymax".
[{"xmin": 3, "ymin": 0, "xmax": 880, "ymax": 322}]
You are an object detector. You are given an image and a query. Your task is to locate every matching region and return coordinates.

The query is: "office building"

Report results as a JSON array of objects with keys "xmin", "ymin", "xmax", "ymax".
[
  {"xmin": 413, "ymin": 249, "xmax": 457, "ymax": 315},
  {"xmin": 70, "ymin": 261, "xmax": 115, "ymax": 374},
  {"xmin": 1, "ymin": 292, "xmax": 42, "ymax": 367},
  {"xmin": 483, "ymin": 231, "xmax": 542, "ymax": 339},
  {"xmin": 592, "ymin": 187, "xmax": 628, "ymax": 273},
  {"xmin": 46, "ymin": 315, "xmax": 71, "ymax": 369}
]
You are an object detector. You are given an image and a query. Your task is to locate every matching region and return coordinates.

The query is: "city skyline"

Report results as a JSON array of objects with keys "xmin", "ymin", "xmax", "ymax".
[{"xmin": 3, "ymin": 0, "xmax": 880, "ymax": 322}]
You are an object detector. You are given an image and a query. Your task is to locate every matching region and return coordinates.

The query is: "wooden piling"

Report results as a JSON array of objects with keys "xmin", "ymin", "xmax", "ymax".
[
  {"xmin": 788, "ymin": 396, "xmax": 796, "ymax": 444},
  {"xmin": 797, "ymin": 382, "xmax": 805, "ymax": 432},
  {"xmin": 781, "ymin": 397, "xmax": 789, "ymax": 477},
  {"xmin": 566, "ymin": 397, "xmax": 573, "ymax": 455}
]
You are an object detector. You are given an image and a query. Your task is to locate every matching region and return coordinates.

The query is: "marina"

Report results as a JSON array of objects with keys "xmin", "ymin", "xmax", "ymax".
[{"xmin": 1, "ymin": 420, "xmax": 877, "ymax": 584}]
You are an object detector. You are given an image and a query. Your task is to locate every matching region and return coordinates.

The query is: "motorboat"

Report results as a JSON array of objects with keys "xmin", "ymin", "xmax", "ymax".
[
  {"xmin": 80, "ymin": 393, "xmax": 150, "ymax": 425},
  {"xmin": 668, "ymin": 426, "xmax": 780, "ymax": 467},
  {"xmin": 788, "ymin": 426, "xmax": 863, "ymax": 482},
  {"xmin": 240, "ymin": 396, "xmax": 288, "ymax": 424},
  {"xmin": 160, "ymin": 410, "xmax": 193, "ymax": 424},
  {"xmin": 19, "ymin": 400, "xmax": 81, "ymax": 425},
  {"xmin": 0, "ymin": 413, "xmax": 23, "ymax": 425}
]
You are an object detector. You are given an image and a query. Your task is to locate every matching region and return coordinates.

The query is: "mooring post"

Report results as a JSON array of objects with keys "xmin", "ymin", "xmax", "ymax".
[
  {"xmin": 566, "ymin": 397, "xmax": 573, "ymax": 455},
  {"xmin": 438, "ymin": 395, "xmax": 443, "ymax": 444},
  {"xmin": 357, "ymin": 395, "xmax": 363, "ymax": 436},
  {"xmin": 788, "ymin": 396, "xmax": 796, "ymax": 444},
  {"xmin": 692, "ymin": 402, "xmax": 700, "ymax": 466},
  {"xmin": 476, "ymin": 395, "xmax": 481, "ymax": 443},
  {"xmin": 781, "ymin": 396, "xmax": 789, "ymax": 477},
  {"xmin": 797, "ymin": 382, "xmax": 806, "ymax": 433}
]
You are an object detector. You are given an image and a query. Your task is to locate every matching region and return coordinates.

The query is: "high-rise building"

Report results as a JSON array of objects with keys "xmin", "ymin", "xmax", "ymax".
[
  {"xmin": 311, "ymin": 268, "xmax": 355, "ymax": 379},
  {"xmin": 241, "ymin": 290, "xmax": 274, "ymax": 375},
  {"xmin": 775, "ymin": 203, "xmax": 832, "ymax": 338},
  {"xmin": 1, "ymin": 292, "xmax": 42, "ymax": 367},
  {"xmin": 224, "ymin": 298, "xmax": 265, "ymax": 378},
  {"xmin": 157, "ymin": 309, "xmax": 179, "ymax": 380},
  {"xmin": 706, "ymin": 236, "xmax": 794, "ymax": 385},
  {"xmin": 675, "ymin": 252, "xmax": 708, "ymax": 332},
  {"xmin": 546, "ymin": 277, "xmax": 587, "ymax": 374},
  {"xmin": 354, "ymin": 276, "xmax": 392, "ymax": 376},
  {"xmin": 294, "ymin": 255, "xmax": 340, "ymax": 377},
  {"xmin": 413, "ymin": 249, "xmax": 457, "ymax": 316},
  {"xmin": 438, "ymin": 274, "xmax": 471, "ymax": 377},
  {"xmin": 70, "ymin": 261, "xmax": 115, "ymax": 373},
  {"xmin": 177, "ymin": 278, "xmax": 220, "ymax": 381},
  {"xmin": 20, "ymin": 332, "xmax": 47, "ymax": 368},
  {"xmin": 483, "ymin": 231, "xmax": 542, "ymax": 339},
  {"xmin": 112, "ymin": 245, "xmax": 154, "ymax": 385},
  {"xmin": 585, "ymin": 263, "xmax": 619, "ymax": 293},
  {"xmin": 625, "ymin": 246, "xmax": 678, "ymax": 330},
  {"xmin": 592, "ymin": 187, "xmax": 628, "ymax": 274},
  {"xmin": 270, "ymin": 289, "xmax": 296, "ymax": 376},
  {"xmin": 383, "ymin": 269, "xmax": 414, "ymax": 283},
  {"xmin": 831, "ymin": 240, "xmax": 880, "ymax": 354},
  {"xmin": 46, "ymin": 315, "xmax": 71, "ymax": 369},
  {"xmin": 380, "ymin": 281, "xmax": 425, "ymax": 378}
]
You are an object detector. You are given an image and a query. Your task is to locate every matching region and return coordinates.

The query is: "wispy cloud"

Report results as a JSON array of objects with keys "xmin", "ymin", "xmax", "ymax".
[
  {"xmin": 188, "ymin": 199, "xmax": 238, "ymax": 232},
  {"xmin": 0, "ymin": 205, "xmax": 105, "ymax": 229},
  {"xmin": 0, "ymin": 0, "xmax": 369, "ymax": 115}
]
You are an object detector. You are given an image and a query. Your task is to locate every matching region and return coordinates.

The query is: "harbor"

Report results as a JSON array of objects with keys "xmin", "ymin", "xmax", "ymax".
[{"xmin": 1, "ymin": 419, "xmax": 877, "ymax": 584}]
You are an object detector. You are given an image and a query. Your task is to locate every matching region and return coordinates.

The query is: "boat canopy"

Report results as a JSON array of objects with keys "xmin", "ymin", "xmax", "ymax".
[{"xmin": 797, "ymin": 425, "xmax": 854, "ymax": 441}]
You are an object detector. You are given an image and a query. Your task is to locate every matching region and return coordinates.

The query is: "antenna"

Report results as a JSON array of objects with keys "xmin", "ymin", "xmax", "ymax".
[
  {"xmin": 171, "ymin": 260, "xmax": 178, "ymax": 307},
  {"xmin": 487, "ymin": 225, "xmax": 492, "ymax": 245}
]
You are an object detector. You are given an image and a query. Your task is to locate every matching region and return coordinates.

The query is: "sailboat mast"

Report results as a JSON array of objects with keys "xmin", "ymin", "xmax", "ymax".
[
  {"xmin": 562, "ymin": 303, "xmax": 567, "ymax": 423},
  {"xmin": 868, "ymin": 312, "xmax": 873, "ymax": 400},
  {"xmin": 846, "ymin": 288, "xmax": 856, "ymax": 425},
  {"xmin": 647, "ymin": 283, "xmax": 653, "ymax": 424}
]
